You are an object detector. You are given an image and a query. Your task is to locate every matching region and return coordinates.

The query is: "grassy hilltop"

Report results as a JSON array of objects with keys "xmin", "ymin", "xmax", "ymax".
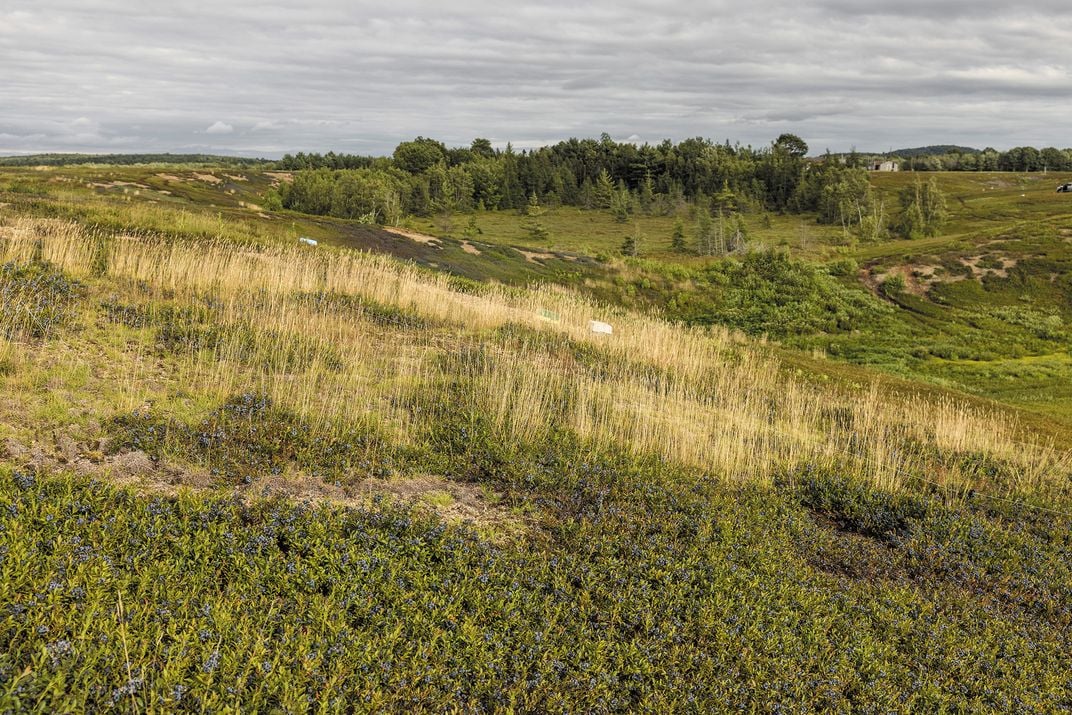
[{"xmin": 2, "ymin": 164, "xmax": 1072, "ymax": 711}]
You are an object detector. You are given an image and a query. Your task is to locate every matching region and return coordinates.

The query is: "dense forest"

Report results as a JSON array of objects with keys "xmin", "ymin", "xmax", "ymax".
[{"xmin": 270, "ymin": 134, "xmax": 823, "ymax": 222}]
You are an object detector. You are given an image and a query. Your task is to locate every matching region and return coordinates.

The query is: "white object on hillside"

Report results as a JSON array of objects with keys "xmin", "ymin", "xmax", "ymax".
[
  {"xmin": 298, "ymin": 237, "xmax": 318, "ymax": 246},
  {"xmin": 588, "ymin": 320, "xmax": 613, "ymax": 335}
]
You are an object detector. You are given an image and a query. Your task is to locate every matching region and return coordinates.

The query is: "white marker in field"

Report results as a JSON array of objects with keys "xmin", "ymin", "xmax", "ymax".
[
  {"xmin": 299, "ymin": 237, "xmax": 318, "ymax": 247},
  {"xmin": 588, "ymin": 320, "xmax": 613, "ymax": 335}
]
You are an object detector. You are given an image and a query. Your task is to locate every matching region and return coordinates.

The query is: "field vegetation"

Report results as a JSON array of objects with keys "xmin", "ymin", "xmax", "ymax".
[{"xmin": 2, "ymin": 160, "xmax": 1072, "ymax": 711}]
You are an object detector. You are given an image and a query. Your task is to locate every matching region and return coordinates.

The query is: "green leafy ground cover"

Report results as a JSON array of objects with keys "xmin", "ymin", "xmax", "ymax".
[{"xmin": 4, "ymin": 447, "xmax": 1072, "ymax": 712}]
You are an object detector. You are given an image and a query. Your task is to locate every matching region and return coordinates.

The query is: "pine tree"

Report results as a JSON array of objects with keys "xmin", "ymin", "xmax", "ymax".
[
  {"xmin": 593, "ymin": 169, "xmax": 615, "ymax": 209},
  {"xmin": 621, "ymin": 222, "xmax": 642, "ymax": 257},
  {"xmin": 671, "ymin": 218, "xmax": 688, "ymax": 252},
  {"xmin": 522, "ymin": 192, "xmax": 550, "ymax": 240},
  {"xmin": 611, "ymin": 183, "xmax": 631, "ymax": 223},
  {"xmin": 639, "ymin": 171, "xmax": 655, "ymax": 213}
]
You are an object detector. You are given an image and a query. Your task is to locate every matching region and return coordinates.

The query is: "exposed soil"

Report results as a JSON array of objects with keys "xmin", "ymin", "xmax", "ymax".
[
  {"xmin": 2, "ymin": 432, "xmax": 524, "ymax": 535},
  {"xmin": 384, "ymin": 226, "xmax": 442, "ymax": 247},
  {"xmin": 89, "ymin": 181, "xmax": 148, "ymax": 190},
  {"xmin": 193, "ymin": 173, "xmax": 222, "ymax": 184},
  {"xmin": 961, "ymin": 255, "xmax": 1017, "ymax": 279},
  {"xmin": 517, "ymin": 248, "xmax": 555, "ymax": 263},
  {"xmin": 461, "ymin": 241, "xmax": 481, "ymax": 255}
]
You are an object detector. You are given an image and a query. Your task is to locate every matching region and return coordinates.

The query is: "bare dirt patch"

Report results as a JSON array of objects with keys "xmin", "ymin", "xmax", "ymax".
[
  {"xmin": 384, "ymin": 226, "xmax": 442, "ymax": 247},
  {"xmin": 2, "ymin": 433, "xmax": 524, "ymax": 536},
  {"xmin": 193, "ymin": 173, "xmax": 222, "ymax": 184},
  {"xmin": 961, "ymin": 255, "xmax": 1017, "ymax": 279},
  {"xmin": 155, "ymin": 173, "xmax": 183, "ymax": 183},
  {"xmin": 517, "ymin": 248, "xmax": 555, "ymax": 263},
  {"xmin": 89, "ymin": 181, "xmax": 149, "ymax": 190},
  {"xmin": 225, "ymin": 174, "xmax": 248, "ymax": 182},
  {"xmin": 460, "ymin": 241, "xmax": 481, "ymax": 255},
  {"xmin": 264, "ymin": 171, "xmax": 294, "ymax": 186}
]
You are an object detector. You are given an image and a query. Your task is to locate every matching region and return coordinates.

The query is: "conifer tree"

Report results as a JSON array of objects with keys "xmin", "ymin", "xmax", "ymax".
[{"xmin": 671, "ymin": 218, "xmax": 688, "ymax": 252}]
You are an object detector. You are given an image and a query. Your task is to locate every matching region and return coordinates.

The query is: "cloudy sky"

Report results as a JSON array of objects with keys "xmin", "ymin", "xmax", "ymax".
[{"xmin": 2, "ymin": 1, "xmax": 1070, "ymax": 157}]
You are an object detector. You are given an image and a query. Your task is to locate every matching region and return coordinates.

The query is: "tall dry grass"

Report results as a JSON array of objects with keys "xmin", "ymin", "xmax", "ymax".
[{"xmin": 3, "ymin": 216, "xmax": 1068, "ymax": 494}]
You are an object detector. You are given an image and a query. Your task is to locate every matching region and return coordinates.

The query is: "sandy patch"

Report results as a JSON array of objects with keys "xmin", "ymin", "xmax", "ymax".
[
  {"xmin": 225, "ymin": 174, "xmax": 248, "ymax": 182},
  {"xmin": 461, "ymin": 241, "xmax": 481, "ymax": 255},
  {"xmin": 156, "ymin": 173, "xmax": 183, "ymax": 182},
  {"xmin": 384, "ymin": 226, "xmax": 442, "ymax": 246},
  {"xmin": 517, "ymin": 248, "xmax": 555, "ymax": 263},
  {"xmin": 193, "ymin": 173, "xmax": 222, "ymax": 184},
  {"xmin": 264, "ymin": 171, "xmax": 294, "ymax": 186},
  {"xmin": 961, "ymin": 255, "xmax": 1017, "ymax": 279},
  {"xmin": 238, "ymin": 200, "xmax": 264, "ymax": 211},
  {"xmin": 89, "ymin": 181, "xmax": 148, "ymax": 190}
]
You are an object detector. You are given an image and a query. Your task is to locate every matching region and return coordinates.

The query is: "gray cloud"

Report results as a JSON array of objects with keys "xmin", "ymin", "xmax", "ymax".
[{"xmin": 1, "ymin": 1, "xmax": 1070, "ymax": 156}]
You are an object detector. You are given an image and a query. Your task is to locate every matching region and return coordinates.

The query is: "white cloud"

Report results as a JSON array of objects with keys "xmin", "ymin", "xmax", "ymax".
[
  {"xmin": 1, "ymin": 1, "xmax": 1071, "ymax": 156},
  {"xmin": 205, "ymin": 121, "xmax": 234, "ymax": 135}
]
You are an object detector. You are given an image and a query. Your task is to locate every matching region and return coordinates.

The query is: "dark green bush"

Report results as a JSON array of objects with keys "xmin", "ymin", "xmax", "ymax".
[
  {"xmin": 0, "ymin": 261, "xmax": 81, "ymax": 339},
  {"xmin": 106, "ymin": 393, "xmax": 395, "ymax": 484}
]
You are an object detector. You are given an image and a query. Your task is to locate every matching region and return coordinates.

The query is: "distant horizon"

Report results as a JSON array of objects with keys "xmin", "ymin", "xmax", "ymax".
[{"xmin": 1, "ymin": 139, "xmax": 1067, "ymax": 163}]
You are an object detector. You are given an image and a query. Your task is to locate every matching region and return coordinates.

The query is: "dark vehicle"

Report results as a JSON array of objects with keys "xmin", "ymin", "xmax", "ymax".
[{"xmin": 1058, "ymin": 183, "xmax": 1072, "ymax": 193}]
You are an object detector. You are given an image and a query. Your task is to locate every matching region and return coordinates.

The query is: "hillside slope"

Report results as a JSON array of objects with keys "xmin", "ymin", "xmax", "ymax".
[{"xmin": 2, "ymin": 168, "xmax": 1072, "ymax": 711}]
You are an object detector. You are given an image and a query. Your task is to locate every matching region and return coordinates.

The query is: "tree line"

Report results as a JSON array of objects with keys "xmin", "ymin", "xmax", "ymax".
[
  {"xmin": 269, "ymin": 133, "xmax": 815, "ymax": 221},
  {"xmin": 269, "ymin": 134, "xmax": 951, "ymax": 252},
  {"xmin": 840, "ymin": 146, "xmax": 1072, "ymax": 173}
]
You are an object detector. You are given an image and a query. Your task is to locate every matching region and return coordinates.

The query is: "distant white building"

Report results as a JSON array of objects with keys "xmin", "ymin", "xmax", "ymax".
[{"xmin": 870, "ymin": 160, "xmax": 900, "ymax": 172}]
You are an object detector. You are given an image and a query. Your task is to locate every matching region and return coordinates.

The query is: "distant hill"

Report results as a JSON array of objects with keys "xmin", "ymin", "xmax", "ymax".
[
  {"xmin": 886, "ymin": 145, "xmax": 981, "ymax": 158},
  {"xmin": 0, "ymin": 153, "xmax": 266, "ymax": 167}
]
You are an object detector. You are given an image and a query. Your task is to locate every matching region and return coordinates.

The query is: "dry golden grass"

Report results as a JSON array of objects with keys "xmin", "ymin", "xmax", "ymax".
[{"xmin": 3, "ymin": 216, "xmax": 1068, "ymax": 494}]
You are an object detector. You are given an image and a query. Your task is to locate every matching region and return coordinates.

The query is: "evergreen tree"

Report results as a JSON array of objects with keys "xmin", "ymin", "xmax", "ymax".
[
  {"xmin": 593, "ymin": 169, "xmax": 615, "ymax": 209},
  {"xmin": 522, "ymin": 192, "xmax": 550, "ymax": 240},
  {"xmin": 671, "ymin": 218, "xmax": 688, "ymax": 253},
  {"xmin": 611, "ymin": 181, "xmax": 631, "ymax": 223},
  {"xmin": 621, "ymin": 222, "xmax": 642, "ymax": 257},
  {"xmin": 639, "ymin": 171, "xmax": 655, "ymax": 213}
]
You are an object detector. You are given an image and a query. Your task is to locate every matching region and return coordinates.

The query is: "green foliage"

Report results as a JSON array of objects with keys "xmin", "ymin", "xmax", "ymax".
[
  {"xmin": 896, "ymin": 177, "xmax": 948, "ymax": 239},
  {"xmin": 882, "ymin": 274, "xmax": 906, "ymax": 296},
  {"xmin": 620, "ymin": 223, "xmax": 642, "ymax": 257},
  {"xmin": 392, "ymin": 137, "xmax": 447, "ymax": 174},
  {"xmin": 4, "ymin": 453, "xmax": 1072, "ymax": 712},
  {"xmin": 0, "ymin": 261, "xmax": 82, "ymax": 340},
  {"xmin": 665, "ymin": 251, "xmax": 885, "ymax": 337},
  {"xmin": 817, "ymin": 167, "xmax": 873, "ymax": 230},
  {"xmin": 521, "ymin": 193, "xmax": 550, "ymax": 241},
  {"xmin": 792, "ymin": 468, "xmax": 927, "ymax": 543},
  {"xmin": 670, "ymin": 218, "xmax": 688, "ymax": 253},
  {"xmin": 592, "ymin": 168, "xmax": 615, "ymax": 209},
  {"xmin": 991, "ymin": 307, "xmax": 1067, "ymax": 341},
  {"xmin": 106, "ymin": 393, "xmax": 395, "ymax": 484}
]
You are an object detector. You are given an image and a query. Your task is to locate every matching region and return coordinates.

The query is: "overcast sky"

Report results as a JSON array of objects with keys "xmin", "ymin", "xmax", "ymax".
[{"xmin": 2, "ymin": 1, "xmax": 1070, "ymax": 157}]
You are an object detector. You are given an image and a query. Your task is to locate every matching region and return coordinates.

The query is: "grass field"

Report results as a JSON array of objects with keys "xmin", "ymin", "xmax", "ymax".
[{"xmin": 3, "ymin": 165, "xmax": 1072, "ymax": 711}]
